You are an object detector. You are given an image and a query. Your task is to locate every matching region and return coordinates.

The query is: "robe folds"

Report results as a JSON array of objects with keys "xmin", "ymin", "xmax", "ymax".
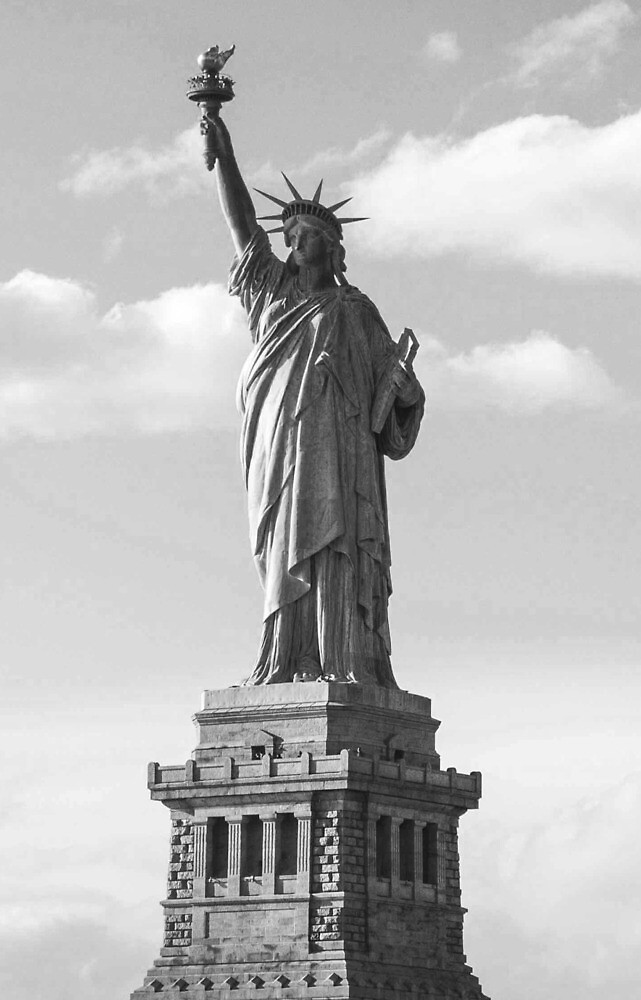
[{"xmin": 229, "ymin": 227, "xmax": 424, "ymax": 686}]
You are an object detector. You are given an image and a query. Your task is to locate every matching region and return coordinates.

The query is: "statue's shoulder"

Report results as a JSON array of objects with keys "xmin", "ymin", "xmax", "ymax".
[
  {"xmin": 231, "ymin": 226, "xmax": 288, "ymax": 295},
  {"xmin": 340, "ymin": 285, "xmax": 389, "ymax": 332},
  {"xmin": 340, "ymin": 284, "xmax": 373, "ymax": 309}
]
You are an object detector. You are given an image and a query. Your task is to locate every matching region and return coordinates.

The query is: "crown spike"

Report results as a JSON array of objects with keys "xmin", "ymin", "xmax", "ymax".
[
  {"xmin": 257, "ymin": 214, "xmax": 286, "ymax": 221},
  {"xmin": 265, "ymin": 226, "xmax": 285, "ymax": 233},
  {"xmin": 327, "ymin": 197, "xmax": 353, "ymax": 213},
  {"xmin": 312, "ymin": 179, "xmax": 324, "ymax": 203},
  {"xmin": 254, "ymin": 188, "xmax": 289, "ymax": 208},
  {"xmin": 337, "ymin": 217, "xmax": 369, "ymax": 225},
  {"xmin": 281, "ymin": 172, "xmax": 303, "ymax": 200}
]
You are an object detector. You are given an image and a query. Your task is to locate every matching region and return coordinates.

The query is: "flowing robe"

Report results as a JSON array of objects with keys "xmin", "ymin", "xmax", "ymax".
[{"xmin": 229, "ymin": 228, "xmax": 424, "ymax": 686}]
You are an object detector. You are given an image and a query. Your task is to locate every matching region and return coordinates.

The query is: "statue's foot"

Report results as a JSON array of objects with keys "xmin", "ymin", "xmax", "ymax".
[
  {"xmin": 293, "ymin": 670, "xmax": 320, "ymax": 682},
  {"xmin": 293, "ymin": 655, "xmax": 322, "ymax": 683}
]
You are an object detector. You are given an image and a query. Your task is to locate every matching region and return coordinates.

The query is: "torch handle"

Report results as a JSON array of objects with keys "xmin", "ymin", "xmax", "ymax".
[{"xmin": 200, "ymin": 100, "xmax": 222, "ymax": 171}]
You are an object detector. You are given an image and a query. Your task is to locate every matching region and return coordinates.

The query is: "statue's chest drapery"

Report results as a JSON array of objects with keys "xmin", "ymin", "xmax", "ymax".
[{"xmin": 238, "ymin": 287, "xmax": 377, "ymax": 425}]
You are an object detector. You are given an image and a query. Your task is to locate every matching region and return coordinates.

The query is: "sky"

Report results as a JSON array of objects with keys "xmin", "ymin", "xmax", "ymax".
[{"xmin": 1, "ymin": 1, "xmax": 640, "ymax": 997}]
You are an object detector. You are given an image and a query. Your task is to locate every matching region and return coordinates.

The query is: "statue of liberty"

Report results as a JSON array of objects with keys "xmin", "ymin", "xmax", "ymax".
[{"xmin": 206, "ymin": 113, "xmax": 424, "ymax": 688}]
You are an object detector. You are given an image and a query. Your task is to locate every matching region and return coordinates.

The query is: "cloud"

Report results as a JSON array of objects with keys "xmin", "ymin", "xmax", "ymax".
[
  {"xmin": 257, "ymin": 128, "xmax": 392, "ymax": 186},
  {"xmin": 351, "ymin": 109, "xmax": 641, "ymax": 280},
  {"xmin": 465, "ymin": 773, "xmax": 641, "ymax": 999},
  {"xmin": 510, "ymin": 1, "xmax": 635, "ymax": 88},
  {"xmin": 62, "ymin": 126, "xmax": 392, "ymax": 203},
  {"xmin": 0, "ymin": 270, "xmax": 248, "ymax": 439},
  {"xmin": 102, "ymin": 227, "xmax": 124, "ymax": 262},
  {"xmin": 2, "ymin": 916, "xmax": 154, "ymax": 1000},
  {"xmin": 424, "ymin": 31, "xmax": 462, "ymax": 64},
  {"xmin": 60, "ymin": 126, "xmax": 207, "ymax": 199},
  {"xmin": 0, "ymin": 270, "xmax": 622, "ymax": 441},
  {"xmin": 417, "ymin": 332, "xmax": 621, "ymax": 413}
]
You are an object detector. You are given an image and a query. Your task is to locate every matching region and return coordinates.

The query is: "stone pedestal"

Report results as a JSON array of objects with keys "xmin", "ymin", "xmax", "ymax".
[{"xmin": 131, "ymin": 684, "xmax": 489, "ymax": 999}]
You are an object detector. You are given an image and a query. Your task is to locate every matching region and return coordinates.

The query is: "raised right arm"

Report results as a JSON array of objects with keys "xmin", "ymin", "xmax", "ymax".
[{"xmin": 206, "ymin": 114, "xmax": 258, "ymax": 257}]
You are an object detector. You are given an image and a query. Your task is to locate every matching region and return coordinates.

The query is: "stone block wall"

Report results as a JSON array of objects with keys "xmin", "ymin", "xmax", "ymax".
[
  {"xmin": 310, "ymin": 792, "xmax": 367, "ymax": 953},
  {"xmin": 167, "ymin": 815, "xmax": 194, "ymax": 900},
  {"xmin": 311, "ymin": 803, "xmax": 340, "ymax": 895},
  {"xmin": 204, "ymin": 902, "xmax": 309, "ymax": 964},
  {"xmin": 442, "ymin": 820, "xmax": 461, "ymax": 906},
  {"xmin": 163, "ymin": 910, "xmax": 192, "ymax": 948},
  {"xmin": 309, "ymin": 903, "xmax": 342, "ymax": 946}
]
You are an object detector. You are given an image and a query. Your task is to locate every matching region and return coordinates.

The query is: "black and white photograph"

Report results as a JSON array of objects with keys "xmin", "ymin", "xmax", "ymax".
[{"xmin": 2, "ymin": 3, "xmax": 640, "ymax": 998}]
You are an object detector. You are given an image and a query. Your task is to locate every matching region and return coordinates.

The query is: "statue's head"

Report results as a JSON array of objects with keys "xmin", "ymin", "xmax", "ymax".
[
  {"xmin": 283, "ymin": 216, "xmax": 347, "ymax": 283},
  {"xmin": 254, "ymin": 175, "xmax": 366, "ymax": 284}
]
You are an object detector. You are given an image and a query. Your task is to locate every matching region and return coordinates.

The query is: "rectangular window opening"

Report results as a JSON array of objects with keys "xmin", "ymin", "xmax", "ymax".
[
  {"xmin": 399, "ymin": 819, "xmax": 414, "ymax": 881},
  {"xmin": 207, "ymin": 817, "xmax": 229, "ymax": 879},
  {"xmin": 376, "ymin": 815, "xmax": 391, "ymax": 879},
  {"xmin": 278, "ymin": 813, "xmax": 298, "ymax": 876},
  {"xmin": 242, "ymin": 815, "xmax": 263, "ymax": 876},
  {"xmin": 422, "ymin": 823, "xmax": 438, "ymax": 885}
]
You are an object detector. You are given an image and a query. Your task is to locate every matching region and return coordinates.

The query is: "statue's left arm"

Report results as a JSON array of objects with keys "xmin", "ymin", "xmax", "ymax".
[
  {"xmin": 390, "ymin": 362, "xmax": 422, "ymax": 408},
  {"xmin": 365, "ymin": 304, "xmax": 425, "ymax": 460},
  {"xmin": 378, "ymin": 368, "xmax": 425, "ymax": 460}
]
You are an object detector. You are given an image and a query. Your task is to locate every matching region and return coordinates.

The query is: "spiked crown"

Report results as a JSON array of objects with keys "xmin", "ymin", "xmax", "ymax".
[{"xmin": 255, "ymin": 174, "xmax": 367, "ymax": 238}]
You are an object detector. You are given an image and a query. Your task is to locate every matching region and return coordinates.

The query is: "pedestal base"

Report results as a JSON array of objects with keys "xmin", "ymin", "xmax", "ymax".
[{"xmin": 131, "ymin": 684, "xmax": 489, "ymax": 999}]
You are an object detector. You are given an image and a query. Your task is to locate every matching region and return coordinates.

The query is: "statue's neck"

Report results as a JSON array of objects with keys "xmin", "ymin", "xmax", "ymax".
[{"xmin": 296, "ymin": 263, "xmax": 336, "ymax": 293}]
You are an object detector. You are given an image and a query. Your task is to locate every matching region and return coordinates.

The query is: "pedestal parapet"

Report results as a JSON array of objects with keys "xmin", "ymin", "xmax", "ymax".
[{"xmin": 132, "ymin": 684, "xmax": 489, "ymax": 1000}]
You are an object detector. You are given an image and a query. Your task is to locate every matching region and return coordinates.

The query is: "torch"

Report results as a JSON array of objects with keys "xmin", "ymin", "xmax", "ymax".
[{"xmin": 187, "ymin": 45, "xmax": 236, "ymax": 171}]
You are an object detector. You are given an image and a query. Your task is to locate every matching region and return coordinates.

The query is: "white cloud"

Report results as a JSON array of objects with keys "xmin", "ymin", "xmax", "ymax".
[
  {"xmin": 0, "ymin": 273, "xmax": 622, "ymax": 442},
  {"xmin": 269, "ymin": 128, "xmax": 392, "ymax": 184},
  {"xmin": 60, "ymin": 126, "xmax": 207, "ymax": 199},
  {"xmin": 61, "ymin": 126, "xmax": 392, "ymax": 203},
  {"xmin": 466, "ymin": 773, "xmax": 641, "ymax": 999},
  {"xmin": 1, "ymin": 916, "xmax": 154, "ymax": 1000},
  {"xmin": 424, "ymin": 31, "xmax": 462, "ymax": 64},
  {"xmin": 510, "ymin": 0, "xmax": 635, "ymax": 88},
  {"xmin": 0, "ymin": 270, "xmax": 248, "ymax": 439},
  {"xmin": 416, "ymin": 332, "xmax": 621, "ymax": 413},
  {"xmin": 102, "ymin": 227, "xmax": 124, "ymax": 262},
  {"xmin": 351, "ymin": 110, "xmax": 641, "ymax": 280}
]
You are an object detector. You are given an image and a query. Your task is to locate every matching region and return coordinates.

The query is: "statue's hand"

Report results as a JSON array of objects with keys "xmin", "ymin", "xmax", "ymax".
[
  {"xmin": 391, "ymin": 362, "xmax": 421, "ymax": 407},
  {"xmin": 203, "ymin": 111, "xmax": 233, "ymax": 160}
]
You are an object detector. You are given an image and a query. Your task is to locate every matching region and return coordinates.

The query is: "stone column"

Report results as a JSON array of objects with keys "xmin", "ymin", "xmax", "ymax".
[
  {"xmin": 261, "ymin": 813, "xmax": 277, "ymax": 894},
  {"xmin": 390, "ymin": 817, "xmax": 402, "ymax": 894},
  {"xmin": 192, "ymin": 820, "xmax": 208, "ymax": 894},
  {"xmin": 295, "ymin": 810, "xmax": 312, "ymax": 893},
  {"xmin": 227, "ymin": 817, "xmax": 242, "ymax": 897},
  {"xmin": 191, "ymin": 821, "xmax": 208, "ymax": 937},
  {"xmin": 193, "ymin": 822, "xmax": 207, "ymax": 879}
]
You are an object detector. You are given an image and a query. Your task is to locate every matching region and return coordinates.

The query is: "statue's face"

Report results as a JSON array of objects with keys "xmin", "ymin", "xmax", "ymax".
[{"xmin": 286, "ymin": 221, "xmax": 330, "ymax": 268}]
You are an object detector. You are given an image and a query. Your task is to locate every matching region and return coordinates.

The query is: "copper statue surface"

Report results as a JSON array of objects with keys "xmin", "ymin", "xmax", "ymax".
[{"xmin": 189, "ymin": 49, "xmax": 424, "ymax": 687}]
